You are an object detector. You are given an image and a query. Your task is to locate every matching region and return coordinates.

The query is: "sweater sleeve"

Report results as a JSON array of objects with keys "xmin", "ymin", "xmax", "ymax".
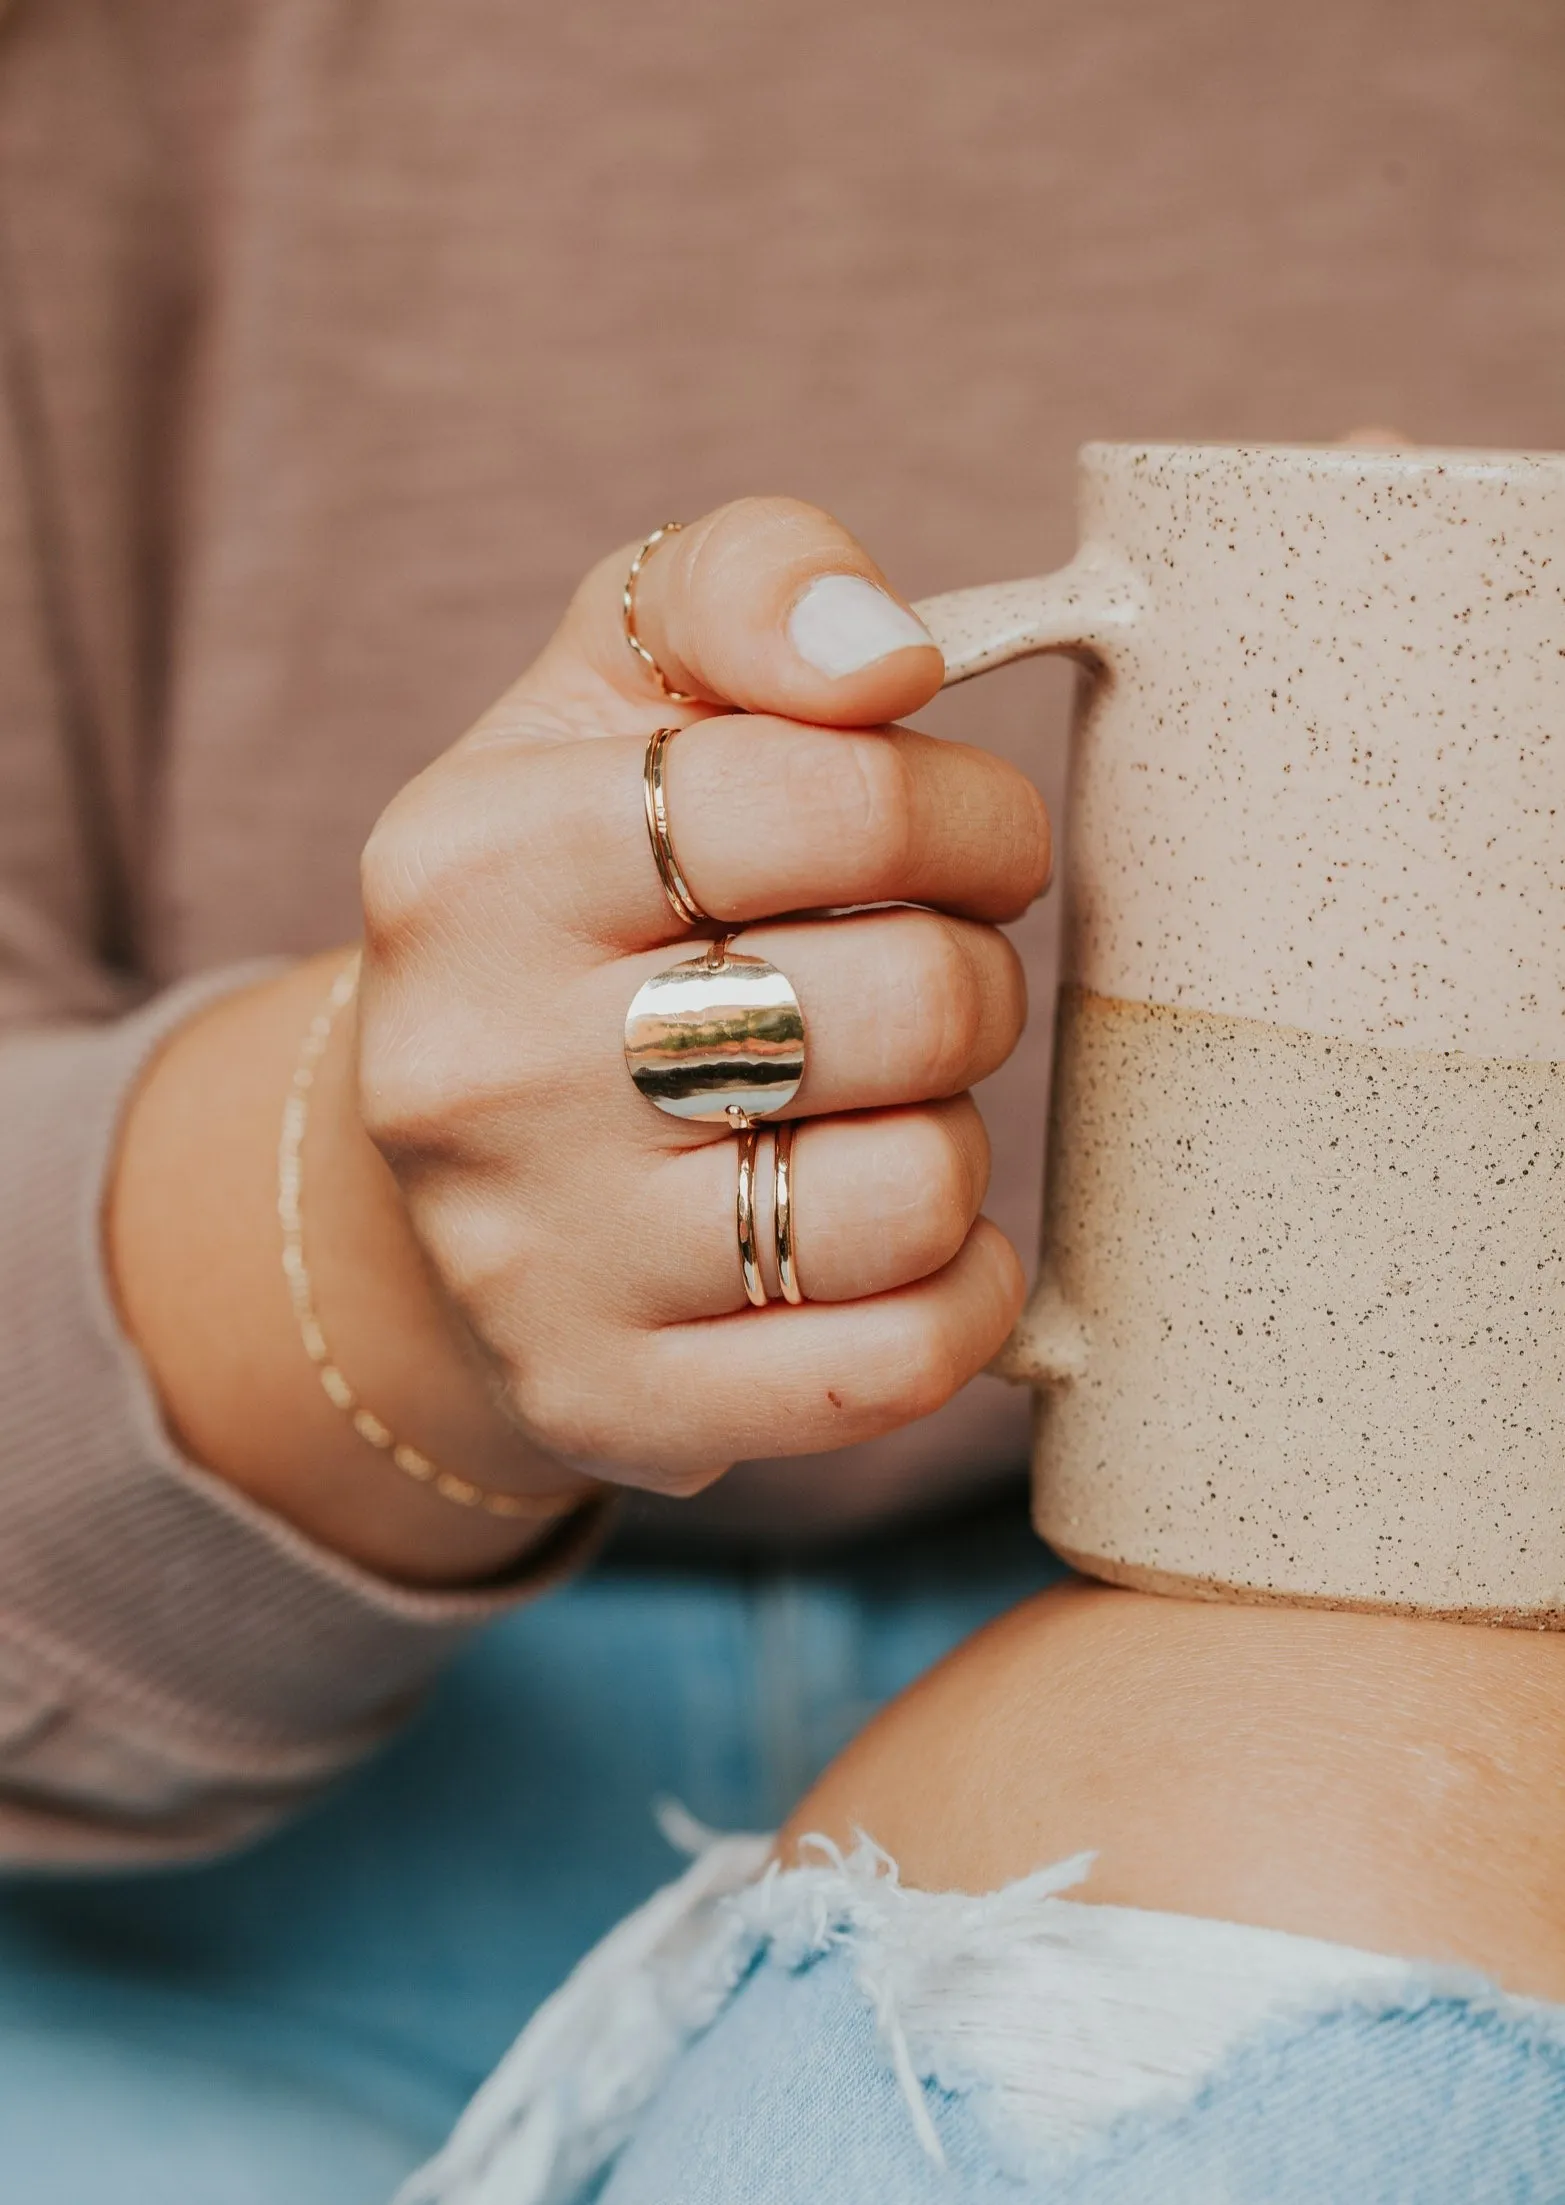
[
  {"xmin": 0, "ymin": 976, "xmax": 607, "ymax": 1869},
  {"xmin": 0, "ymin": 10, "xmax": 604, "ymax": 1867}
]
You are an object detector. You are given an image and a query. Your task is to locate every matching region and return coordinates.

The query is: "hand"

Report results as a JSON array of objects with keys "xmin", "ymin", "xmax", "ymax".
[{"xmin": 356, "ymin": 498, "xmax": 1051, "ymax": 1494}]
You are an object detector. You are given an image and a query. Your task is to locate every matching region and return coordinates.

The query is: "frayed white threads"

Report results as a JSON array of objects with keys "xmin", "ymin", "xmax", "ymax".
[
  {"xmin": 758, "ymin": 1832, "xmax": 1099, "ymax": 2168},
  {"xmin": 391, "ymin": 1825, "xmax": 772, "ymax": 2205},
  {"xmin": 818, "ymin": 1841, "xmax": 1417, "ymax": 2170},
  {"xmin": 397, "ymin": 1820, "xmax": 1535, "ymax": 2204}
]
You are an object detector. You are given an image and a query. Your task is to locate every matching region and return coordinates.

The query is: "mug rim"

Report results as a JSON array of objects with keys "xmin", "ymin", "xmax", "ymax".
[{"xmin": 1080, "ymin": 437, "xmax": 1565, "ymax": 477}]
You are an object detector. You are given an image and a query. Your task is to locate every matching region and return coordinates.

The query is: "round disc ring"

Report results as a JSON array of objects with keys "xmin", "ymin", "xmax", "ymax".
[{"xmin": 624, "ymin": 939, "xmax": 806, "ymax": 1126}]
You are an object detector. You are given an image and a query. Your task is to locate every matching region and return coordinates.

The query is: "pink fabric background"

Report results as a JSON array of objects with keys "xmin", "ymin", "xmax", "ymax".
[{"xmin": 0, "ymin": 0, "xmax": 1560, "ymax": 1847}]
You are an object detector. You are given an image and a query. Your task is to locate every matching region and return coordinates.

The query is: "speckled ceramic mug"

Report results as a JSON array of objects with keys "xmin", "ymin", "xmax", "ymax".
[{"xmin": 914, "ymin": 441, "xmax": 1565, "ymax": 1623}]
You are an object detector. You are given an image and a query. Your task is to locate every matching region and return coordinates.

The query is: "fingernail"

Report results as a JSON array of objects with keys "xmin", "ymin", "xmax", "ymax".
[{"xmin": 788, "ymin": 574, "xmax": 936, "ymax": 678}]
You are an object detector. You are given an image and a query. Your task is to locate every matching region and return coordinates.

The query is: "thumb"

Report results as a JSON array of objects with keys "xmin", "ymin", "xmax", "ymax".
[{"xmin": 550, "ymin": 495, "xmax": 945, "ymax": 728}]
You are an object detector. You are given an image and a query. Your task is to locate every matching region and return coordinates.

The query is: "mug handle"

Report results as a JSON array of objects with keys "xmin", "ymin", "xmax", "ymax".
[
  {"xmin": 912, "ymin": 547, "xmax": 1141, "ymax": 686},
  {"xmin": 908, "ymin": 552, "xmax": 1141, "ymax": 1387}
]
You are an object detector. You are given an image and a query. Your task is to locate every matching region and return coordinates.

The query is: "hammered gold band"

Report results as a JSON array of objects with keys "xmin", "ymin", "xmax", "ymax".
[
  {"xmin": 643, "ymin": 725, "xmax": 707, "ymax": 926},
  {"xmin": 624, "ymin": 521, "xmax": 700, "ymax": 704}
]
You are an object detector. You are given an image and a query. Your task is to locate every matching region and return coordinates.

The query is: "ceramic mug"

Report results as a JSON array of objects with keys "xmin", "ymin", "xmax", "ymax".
[{"xmin": 912, "ymin": 441, "xmax": 1565, "ymax": 1623}]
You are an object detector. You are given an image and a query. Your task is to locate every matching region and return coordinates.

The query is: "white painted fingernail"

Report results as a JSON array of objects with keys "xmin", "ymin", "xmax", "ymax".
[{"xmin": 788, "ymin": 574, "xmax": 936, "ymax": 678}]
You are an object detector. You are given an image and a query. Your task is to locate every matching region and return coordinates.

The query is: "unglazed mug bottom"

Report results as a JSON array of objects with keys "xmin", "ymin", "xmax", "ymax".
[{"xmin": 1029, "ymin": 988, "xmax": 1565, "ymax": 1625}]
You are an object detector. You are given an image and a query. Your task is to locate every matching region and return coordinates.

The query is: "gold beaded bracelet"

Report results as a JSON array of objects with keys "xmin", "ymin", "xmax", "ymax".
[{"xmin": 279, "ymin": 955, "xmax": 584, "ymax": 1523}]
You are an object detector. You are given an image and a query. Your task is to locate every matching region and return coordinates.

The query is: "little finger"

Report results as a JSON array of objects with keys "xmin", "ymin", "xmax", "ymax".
[
  {"xmin": 638, "ymin": 1098, "xmax": 991, "ymax": 1323},
  {"xmin": 638, "ymin": 1220, "xmax": 1025, "ymax": 1474}
]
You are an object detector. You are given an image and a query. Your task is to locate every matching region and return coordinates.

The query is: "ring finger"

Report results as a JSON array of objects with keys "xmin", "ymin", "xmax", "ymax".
[{"xmin": 635, "ymin": 1097, "xmax": 991, "ymax": 1323}]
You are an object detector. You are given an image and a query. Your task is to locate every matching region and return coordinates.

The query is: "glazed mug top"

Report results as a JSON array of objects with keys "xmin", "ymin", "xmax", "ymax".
[{"xmin": 918, "ymin": 440, "xmax": 1565, "ymax": 1063}]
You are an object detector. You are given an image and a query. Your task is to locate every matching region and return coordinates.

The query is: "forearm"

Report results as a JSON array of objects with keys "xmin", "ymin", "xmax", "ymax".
[{"xmin": 106, "ymin": 954, "xmax": 592, "ymax": 1586}]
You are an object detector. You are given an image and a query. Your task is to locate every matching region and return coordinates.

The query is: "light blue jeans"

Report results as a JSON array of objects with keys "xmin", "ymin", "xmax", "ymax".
[
  {"xmin": 0, "ymin": 1495, "xmax": 1056, "ymax": 2202},
  {"xmin": 399, "ymin": 1821, "xmax": 1565, "ymax": 2205},
  {"xmin": 589, "ymin": 1945, "xmax": 1565, "ymax": 2204}
]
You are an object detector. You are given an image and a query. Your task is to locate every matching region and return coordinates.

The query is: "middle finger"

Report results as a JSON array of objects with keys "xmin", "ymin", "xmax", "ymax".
[
  {"xmin": 638, "ymin": 1098, "xmax": 993, "ymax": 1323},
  {"xmin": 605, "ymin": 907, "xmax": 1028, "ymax": 1130}
]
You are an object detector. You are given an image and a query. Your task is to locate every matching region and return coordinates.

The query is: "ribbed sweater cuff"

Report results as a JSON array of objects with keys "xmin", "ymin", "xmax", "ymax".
[{"xmin": 0, "ymin": 966, "xmax": 599, "ymax": 1780}]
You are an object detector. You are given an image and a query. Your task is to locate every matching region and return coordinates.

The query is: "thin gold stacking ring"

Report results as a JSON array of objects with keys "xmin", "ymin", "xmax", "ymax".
[
  {"xmin": 643, "ymin": 725, "xmax": 706, "ymax": 927},
  {"xmin": 736, "ymin": 1127, "xmax": 768, "ymax": 1307},
  {"xmin": 624, "ymin": 521, "xmax": 700, "ymax": 704},
  {"xmin": 774, "ymin": 1120, "xmax": 804, "ymax": 1305}
]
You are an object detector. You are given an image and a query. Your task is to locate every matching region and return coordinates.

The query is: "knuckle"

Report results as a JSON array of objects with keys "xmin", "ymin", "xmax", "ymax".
[
  {"xmin": 678, "ymin": 499, "xmax": 832, "ymax": 637},
  {"xmin": 988, "ymin": 771, "xmax": 1054, "ymax": 911},
  {"xmin": 875, "ymin": 1111, "xmax": 975, "ymax": 1275},
  {"xmin": 358, "ymin": 803, "xmax": 429, "ymax": 956},
  {"xmin": 708, "ymin": 493, "xmax": 842, "ymax": 557},
  {"xmin": 356, "ymin": 1007, "xmax": 522, "ymax": 1166},
  {"xmin": 913, "ymin": 1115, "xmax": 980, "ymax": 1259},
  {"xmin": 977, "ymin": 935, "xmax": 1028, "ymax": 1068},
  {"xmin": 831, "ymin": 736, "xmax": 917, "ymax": 893},
  {"xmin": 909, "ymin": 920, "xmax": 983, "ymax": 1091},
  {"xmin": 359, "ymin": 785, "xmax": 473, "ymax": 956},
  {"xmin": 892, "ymin": 1309, "xmax": 966, "ymax": 1422},
  {"xmin": 355, "ymin": 1005, "xmax": 476, "ymax": 1159},
  {"xmin": 360, "ymin": 769, "xmax": 540, "ymax": 959},
  {"xmin": 355, "ymin": 1036, "xmax": 443, "ymax": 1157},
  {"xmin": 411, "ymin": 1186, "xmax": 521, "ymax": 1309}
]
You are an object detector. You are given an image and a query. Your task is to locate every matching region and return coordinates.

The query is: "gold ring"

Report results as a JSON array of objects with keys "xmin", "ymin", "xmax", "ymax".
[
  {"xmin": 624, "ymin": 937, "xmax": 807, "ymax": 1125},
  {"xmin": 624, "ymin": 522, "xmax": 700, "ymax": 704},
  {"xmin": 737, "ymin": 1127, "xmax": 769, "ymax": 1307},
  {"xmin": 643, "ymin": 726, "xmax": 707, "ymax": 927},
  {"xmin": 774, "ymin": 1120, "xmax": 804, "ymax": 1304}
]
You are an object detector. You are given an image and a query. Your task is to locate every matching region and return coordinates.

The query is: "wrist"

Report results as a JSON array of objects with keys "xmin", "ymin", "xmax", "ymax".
[
  {"xmin": 110, "ymin": 954, "xmax": 597, "ymax": 1586},
  {"xmin": 298, "ymin": 957, "xmax": 597, "ymax": 1530}
]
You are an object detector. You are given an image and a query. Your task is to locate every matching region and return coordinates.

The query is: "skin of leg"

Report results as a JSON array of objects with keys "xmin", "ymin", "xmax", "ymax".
[{"xmin": 779, "ymin": 1581, "xmax": 1565, "ymax": 2001}]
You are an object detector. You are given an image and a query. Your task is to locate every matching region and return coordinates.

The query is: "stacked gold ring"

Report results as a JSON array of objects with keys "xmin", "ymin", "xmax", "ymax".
[
  {"xmin": 623, "ymin": 583, "xmax": 812, "ymax": 1310},
  {"xmin": 643, "ymin": 727, "xmax": 706, "ymax": 927},
  {"xmin": 624, "ymin": 935, "xmax": 810, "ymax": 1304},
  {"xmin": 735, "ymin": 1123, "xmax": 807, "ymax": 1309},
  {"xmin": 736, "ymin": 1127, "xmax": 768, "ymax": 1308},
  {"xmin": 774, "ymin": 1121, "xmax": 804, "ymax": 1305}
]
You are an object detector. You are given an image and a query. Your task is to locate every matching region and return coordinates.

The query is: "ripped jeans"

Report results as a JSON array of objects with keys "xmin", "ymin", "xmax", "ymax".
[{"xmin": 400, "ymin": 1827, "xmax": 1565, "ymax": 2205}]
